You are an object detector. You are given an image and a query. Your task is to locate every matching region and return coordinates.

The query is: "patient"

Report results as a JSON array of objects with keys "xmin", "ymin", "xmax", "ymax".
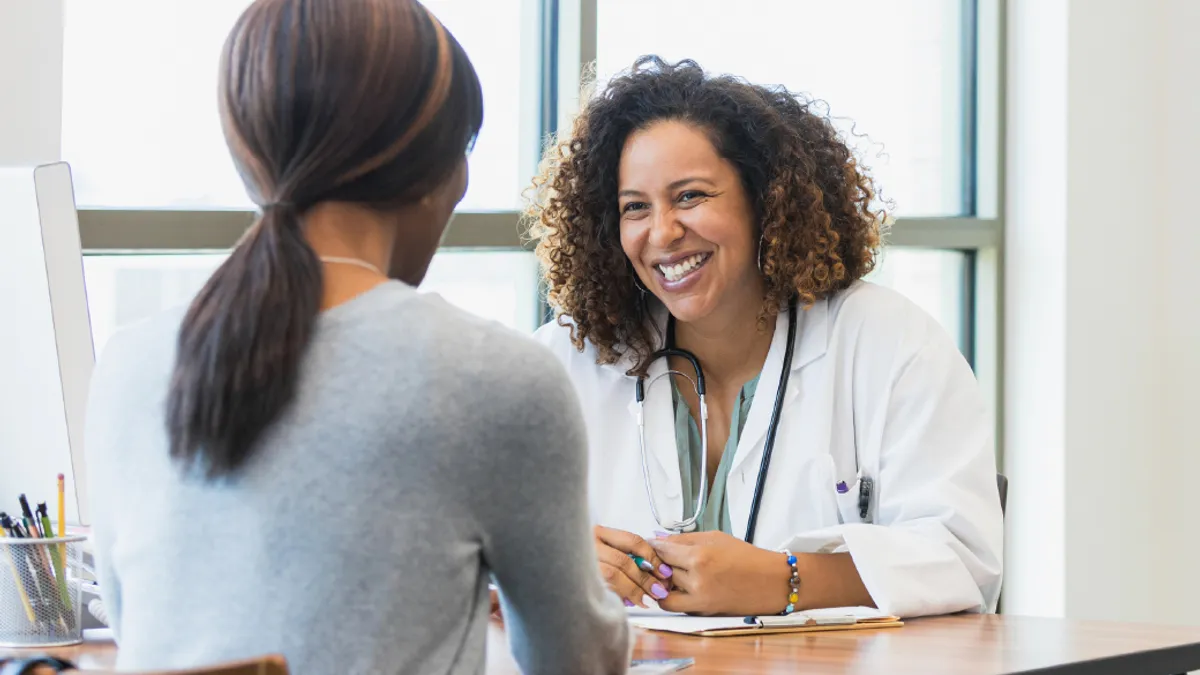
[{"xmin": 83, "ymin": 0, "xmax": 629, "ymax": 672}]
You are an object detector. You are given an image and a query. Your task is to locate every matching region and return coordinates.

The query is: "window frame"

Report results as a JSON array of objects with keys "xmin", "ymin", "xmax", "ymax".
[{"xmin": 75, "ymin": 0, "xmax": 1005, "ymax": 461}]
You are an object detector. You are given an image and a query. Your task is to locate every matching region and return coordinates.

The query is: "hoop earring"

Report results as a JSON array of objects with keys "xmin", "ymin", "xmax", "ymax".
[
  {"xmin": 632, "ymin": 275, "xmax": 649, "ymax": 294},
  {"xmin": 757, "ymin": 230, "xmax": 768, "ymax": 277}
]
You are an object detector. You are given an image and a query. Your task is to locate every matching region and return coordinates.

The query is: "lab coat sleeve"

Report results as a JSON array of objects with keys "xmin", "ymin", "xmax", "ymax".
[{"xmin": 782, "ymin": 336, "xmax": 1004, "ymax": 618}]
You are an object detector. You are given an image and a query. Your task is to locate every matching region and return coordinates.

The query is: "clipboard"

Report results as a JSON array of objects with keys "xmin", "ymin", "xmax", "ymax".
[{"xmin": 628, "ymin": 606, "xmax": 903, "ymax": 638}]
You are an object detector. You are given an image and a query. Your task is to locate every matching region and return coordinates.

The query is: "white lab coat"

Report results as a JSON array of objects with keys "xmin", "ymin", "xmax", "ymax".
[{"xmin": 532, "ymin": 281, "xmax": 1003, "ymax": 618}]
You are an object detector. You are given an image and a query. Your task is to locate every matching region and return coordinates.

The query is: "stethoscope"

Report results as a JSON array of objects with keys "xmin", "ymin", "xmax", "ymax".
[{"xmin": 634, "ymin": 298, "xmax": 798, "ymax": 544}]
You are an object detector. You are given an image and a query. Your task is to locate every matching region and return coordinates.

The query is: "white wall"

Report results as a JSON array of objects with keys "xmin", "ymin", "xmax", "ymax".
[
  {"xmin": 0, "ymin": 1, "xmax": 89, "ymax": 522},
  {"xmin": 1153, "ymin": 0, "xmax": 1200, "ymax": 622},
  {"xmin": 0, "ymin": 0, "xmax": 64, "ymax": 165},
  {"xmin": 1004, "ymin": 0, "xmax": 1068, "ymax": 619},
  {"xmin": 1005, "ymin": 0, "xmax": 1200, "ymax": 624}
]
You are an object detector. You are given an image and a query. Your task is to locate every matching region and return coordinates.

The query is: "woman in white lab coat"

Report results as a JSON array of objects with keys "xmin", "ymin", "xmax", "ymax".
[{"xmin": 524, "ymin": 56, "xmax": 1003, "ymax": 619}]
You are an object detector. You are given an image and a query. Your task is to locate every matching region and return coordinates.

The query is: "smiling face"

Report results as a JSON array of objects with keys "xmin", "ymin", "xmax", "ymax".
[{"xmin": 617, "ymin": 119, "xmax": 762, "ymax": 325}]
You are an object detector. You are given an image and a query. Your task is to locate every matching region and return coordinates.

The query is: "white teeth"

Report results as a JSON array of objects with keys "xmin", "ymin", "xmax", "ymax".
[{"xmin": 657, "ymin": 253, "xmax": 708, "ymax": 283}]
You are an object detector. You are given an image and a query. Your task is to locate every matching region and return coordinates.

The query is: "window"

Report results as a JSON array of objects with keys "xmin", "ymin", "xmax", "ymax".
[
  {"xmin": 83, "ymin": 251, "xmax": 539, "ymax": 358},
  {"xmin": 83, "ymin": 254, "xmax": 224, "ymax": 356},
  {"xmin": 61, "ymin": 0, "xmax": 535, "ymax": 211},
  {"xmin": 69, "ymin": 0, "xmax": 1000, "ymax": 395},
  {"xmin": 866, "ymin": 248, "xmax": 970, "ymax": 355},
  {"xmin": 596, "ymin": 0, "xmax": 968, "ymax": 217},
  {"xmin": 591, "ymin": 0, "xmax": 994, "ymax": 376}
]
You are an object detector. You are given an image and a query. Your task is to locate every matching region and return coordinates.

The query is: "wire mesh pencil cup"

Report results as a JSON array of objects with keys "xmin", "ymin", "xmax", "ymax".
[{"xmin": 0, "ymin": 535, "xmax": 86, "ymax": 647}]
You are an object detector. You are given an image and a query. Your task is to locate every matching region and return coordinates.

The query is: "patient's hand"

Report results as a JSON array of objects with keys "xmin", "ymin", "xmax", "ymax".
[
  {"xmin": 489, "ymin": 587, "xmax": 502, "ymax": 622},
  {"xmin": 594, "ymin": 525, "xmax": 674, "ymax": 608}
]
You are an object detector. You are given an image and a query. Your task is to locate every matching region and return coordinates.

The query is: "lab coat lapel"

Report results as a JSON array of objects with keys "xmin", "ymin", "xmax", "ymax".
[
  {"xmin": 727, "ymin": 300, "xmax": 831, "ymax": 521},
  {"xmin": 727, "ymin": 305, "xmax": 795, "ymax": 478}
]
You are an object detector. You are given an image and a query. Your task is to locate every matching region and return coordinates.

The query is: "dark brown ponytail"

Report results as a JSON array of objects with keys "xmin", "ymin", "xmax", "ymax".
[
  {"xmin": 168, "ymin": 206, "xmax": 321, "ymax": 476},
  {"xmin": 167, "ymin": 0, "xmax": 483, "ymax": 478}
]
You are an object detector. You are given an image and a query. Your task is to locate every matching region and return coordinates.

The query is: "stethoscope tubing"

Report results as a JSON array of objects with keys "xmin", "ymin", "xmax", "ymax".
[{"xmin": 635, "ymin": 298, "xmax": 799, "ymax": 541}]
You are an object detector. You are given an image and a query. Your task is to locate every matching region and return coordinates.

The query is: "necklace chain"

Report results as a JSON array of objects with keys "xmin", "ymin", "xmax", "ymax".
[{"xmin": 319, "ymin": 256, "xmax": 384, "ymax": 276}]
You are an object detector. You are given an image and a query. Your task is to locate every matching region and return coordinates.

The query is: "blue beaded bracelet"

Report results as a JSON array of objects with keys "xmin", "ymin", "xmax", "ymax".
[{"xmin": 781, "ymin": 549, "xmax": 800, "ymax": 615}]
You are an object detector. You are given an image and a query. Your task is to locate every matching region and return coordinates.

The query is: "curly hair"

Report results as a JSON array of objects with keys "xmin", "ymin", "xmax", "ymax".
[{"xmin": 524, "ymin": 56, "xmax": 886, "ymax": 374}]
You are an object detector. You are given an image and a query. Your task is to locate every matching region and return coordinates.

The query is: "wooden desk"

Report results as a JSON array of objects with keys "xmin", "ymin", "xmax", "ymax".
[{"xmin": 13, "ymin": 615, "xmax": 1200, "ymax": 674}]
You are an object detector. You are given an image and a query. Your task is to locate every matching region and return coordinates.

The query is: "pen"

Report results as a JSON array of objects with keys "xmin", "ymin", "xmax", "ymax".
[
  {"xmin": 0, "ymin": 525, "xmax": 37, "ymax": 624},
  {"xmin": 1, "ymin": 513, "xmax": 47, "ymax": 623},
  {"xmin": 628, "ymin": 554, "xmax": 655, "ymax": 574},
  {"xmin": 39, "ymin": 503, "xmax": 71, "ymax": 614},
  {"xmin": 17, "ymin": 494, "xmax": 41, "ymax": 539},
  {"xmin": 37, "ymin": 504, "xmax": 51, "ymax": 539},
  {"xmin": 18, "ymin": 494, "xmax": 34, "ymax": 525},
  {"xmin": 14, "ymin": 503, "xmax": 69, "ymax": 630},
  {"xmin": 742, "ymin": 613, "xmax": 858, "ymax": 627}
]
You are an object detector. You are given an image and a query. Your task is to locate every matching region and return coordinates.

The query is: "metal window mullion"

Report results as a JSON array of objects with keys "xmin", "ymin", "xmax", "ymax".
[
  {"xmin": 536, "ymin": 0, "xmax": 567, "ymax": 325},
  {"xmin": 78, "ymin": 211, "xmax": 1002, "ymax": 253},
  {"xmin": 970, "ymin": 0, "xmax": 1006, "ymax": 475},
  {"xmin": 961, "ymin": 0, "xmax": 980, "ymax": 217}
]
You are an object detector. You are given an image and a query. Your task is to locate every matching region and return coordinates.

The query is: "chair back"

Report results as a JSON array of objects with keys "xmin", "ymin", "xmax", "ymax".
[
  {"xmin": 30, "ymin": 655, "xmax": 290, "ymax": 675},
  {"xmin": 148, "ymin": 656, "xmax": 288, "ymax": 675},
  {"xmin": 997, "ymin": 473, "xmax": 1008, "ymax": 516}
]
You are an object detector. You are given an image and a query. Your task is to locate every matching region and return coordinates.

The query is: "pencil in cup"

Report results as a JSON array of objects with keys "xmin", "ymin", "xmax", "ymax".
[
  {"xmin": 39, "ymin": 505, "xmax": 70, "ymax": 611},
  {"xmin": 19, "ymin": 524, "xmax": 70, "ymax": 632},
  {"xmin": 0, "ymin": 530, "xmax": 84, "ymax": 644},
  {"xmin": 5, "ymin": 535, "xmax": 82, "ymax": 643},
  {"xmin": 0, "ymin": 530, "xmax": 35, "ymax": 625},
  {"xmin": 56, "ymin": 474, "xmax": 67, "ymax": 614}
]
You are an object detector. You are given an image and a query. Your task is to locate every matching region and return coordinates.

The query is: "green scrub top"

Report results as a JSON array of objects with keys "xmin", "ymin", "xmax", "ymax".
[{"xmin": 671, "ymin": 373, "xmax": 761, "ymax": 534}]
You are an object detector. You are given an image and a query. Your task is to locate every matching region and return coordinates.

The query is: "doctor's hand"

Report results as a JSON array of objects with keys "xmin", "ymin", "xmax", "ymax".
[
  {"xmin": 593, "ymin": 525, "xmax": 674, "ymax": 609},
  {"xmin": 649, "ymin": 531, "xmax": 793, "ymax": 616}
]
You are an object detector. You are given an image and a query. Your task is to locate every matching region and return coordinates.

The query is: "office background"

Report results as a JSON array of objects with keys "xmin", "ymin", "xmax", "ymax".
[{"xmin": 0, "ymin": 0, "xmax": 1196, "ymax": 628}]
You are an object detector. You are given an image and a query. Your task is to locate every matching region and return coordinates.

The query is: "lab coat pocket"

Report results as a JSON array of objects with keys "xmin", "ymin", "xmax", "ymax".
[
  {"xmin": 835, "ymin": 481, "xmax": 863, "ymax": 525},
  {"xmin": 785, "ymin": 454, "xmax": 842, "ymax": 532},
  {"xmin": 830, "ymin": 455, "xmax": 864, "ymax": 525}
]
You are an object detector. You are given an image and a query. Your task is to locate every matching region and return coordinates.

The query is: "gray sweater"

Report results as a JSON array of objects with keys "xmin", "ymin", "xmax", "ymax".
[{"xmin": 84, "ymin": 281, "xmax": 630, "ymax": 674}]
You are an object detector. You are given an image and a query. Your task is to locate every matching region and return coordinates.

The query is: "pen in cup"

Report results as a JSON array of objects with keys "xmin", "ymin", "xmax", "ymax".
[
  {"xmin": 0, "ymin": 521, "xmax": 36, "ymax": 624},
  {"xmin": 38, "ymin": 503, "xmax": 71, "ymax": 612}
]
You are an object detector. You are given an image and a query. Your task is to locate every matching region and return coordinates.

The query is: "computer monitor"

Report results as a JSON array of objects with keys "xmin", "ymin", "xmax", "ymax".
[{"xmin": 0, "ymin": 162, "xmax": 94, "ymax": 526}]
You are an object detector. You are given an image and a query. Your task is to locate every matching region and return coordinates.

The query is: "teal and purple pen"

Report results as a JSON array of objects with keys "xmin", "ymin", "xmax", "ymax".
[{"xmin": 629, "ymin": 554, "xmax": 655, "ymax": 573}]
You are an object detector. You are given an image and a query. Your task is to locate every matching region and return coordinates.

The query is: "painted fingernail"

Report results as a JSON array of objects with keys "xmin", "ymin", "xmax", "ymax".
[
  {"xmin": 651, "ymin": 583, "xmax": 668, "ymax": 599},
  {"xmin": 658, "ymin": 564, "xmax": 673, "ymax": 578},
  {"xmin": 654, "ymin": 531, "xmax": 671, "ymax": 539},
  {"xmin": 623, "ymin": 598, "xmax": 634, "ymax": 607}
]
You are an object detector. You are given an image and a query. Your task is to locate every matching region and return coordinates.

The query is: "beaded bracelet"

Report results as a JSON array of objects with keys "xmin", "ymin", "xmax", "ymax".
[{"xmin": 781, "ymin": 549, "xmax": 800, "ymax": 615}]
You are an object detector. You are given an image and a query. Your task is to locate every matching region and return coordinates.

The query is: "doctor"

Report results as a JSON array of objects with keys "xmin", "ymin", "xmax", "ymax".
[{"xmin": 526, "ymin": 56, "xmax": 1003, "ymax": 619}]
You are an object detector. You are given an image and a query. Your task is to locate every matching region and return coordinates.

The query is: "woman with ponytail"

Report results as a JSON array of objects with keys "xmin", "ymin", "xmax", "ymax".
[{"xmin": 82, "ymin": 1, "xmax": 629, "ymax": 672}]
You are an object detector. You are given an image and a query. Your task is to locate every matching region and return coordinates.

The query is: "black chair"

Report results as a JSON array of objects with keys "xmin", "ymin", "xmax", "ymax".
[{"xmin": 997, "ymin": 473, "xmax": 1008, "ymax": 515}]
